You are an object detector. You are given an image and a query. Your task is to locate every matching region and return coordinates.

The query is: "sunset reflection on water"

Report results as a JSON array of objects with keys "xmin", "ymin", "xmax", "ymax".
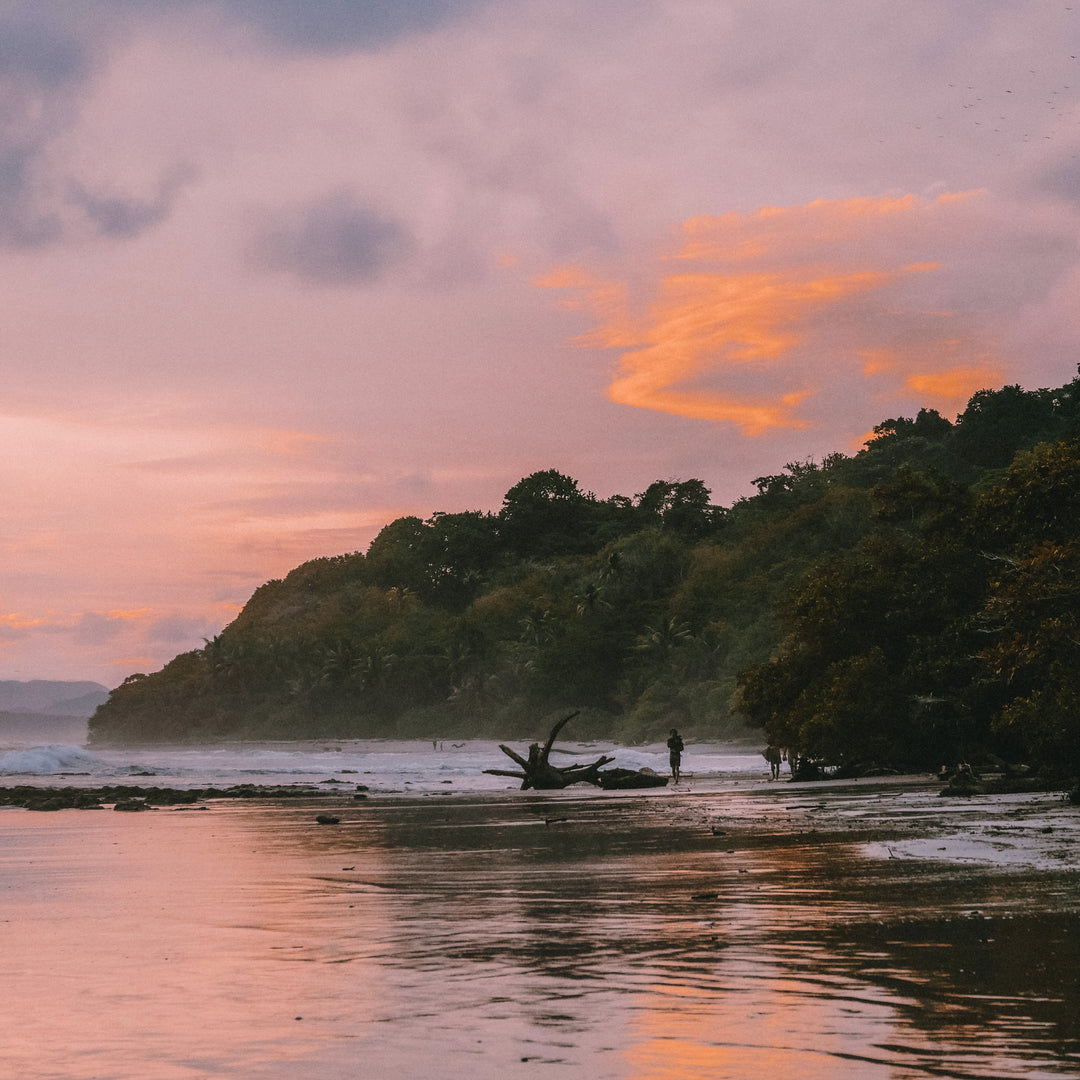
[{"xmin": 2, "ymin": 792, "xmax": 1077, "ymax": 1079}]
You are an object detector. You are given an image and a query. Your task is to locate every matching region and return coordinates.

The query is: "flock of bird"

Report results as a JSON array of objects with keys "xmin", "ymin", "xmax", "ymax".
[
  {"xmin": 901, "ymin": 10, "xmax": 1079, "ymax": 159},
  {"xmin": 934, "ymin": 62, "xmax": 1078, "ymax": 148}
]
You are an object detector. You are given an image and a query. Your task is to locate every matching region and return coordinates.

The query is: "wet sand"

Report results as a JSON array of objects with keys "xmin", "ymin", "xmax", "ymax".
[{"xmin": 2, "ymin": 776, "xmax": 1078, "ymax": 1079}]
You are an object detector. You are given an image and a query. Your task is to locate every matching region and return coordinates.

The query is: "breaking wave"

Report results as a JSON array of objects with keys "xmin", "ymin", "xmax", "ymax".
[{"xmin": 0, "ymin": 744, "xmax": 129, "ymax": 778}]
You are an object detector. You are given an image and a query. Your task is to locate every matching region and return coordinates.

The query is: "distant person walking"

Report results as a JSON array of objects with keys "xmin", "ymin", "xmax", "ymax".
[
  {"xmin": 764, "ymin": 745, "xmax": 783, "ymax": 780},
  {"xmin": 667, "ymin": 728, "xmax": 684, "ymax": 784}
]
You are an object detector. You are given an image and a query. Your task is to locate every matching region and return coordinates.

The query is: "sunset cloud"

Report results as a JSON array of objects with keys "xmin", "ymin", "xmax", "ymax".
[
  {"xmin": 0, "ymin": 612, "xmax": 52, "ymax": 630},
  {"xmin": 905, "ymin": 366, "xmax": 1005, "ymax": 405},
  {"xmin": 538, "ymin": 192, "xmax": 1008, "ymax": 433}
]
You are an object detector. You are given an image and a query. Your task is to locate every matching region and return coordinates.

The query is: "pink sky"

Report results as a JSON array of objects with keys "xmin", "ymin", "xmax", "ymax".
[{"xmin": 2, "ymin": 1, "xmax": 1078, "ymax": 686}]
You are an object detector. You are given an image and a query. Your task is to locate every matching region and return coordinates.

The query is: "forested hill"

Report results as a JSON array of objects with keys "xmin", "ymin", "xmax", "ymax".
[{"xmin": 90, "ymin": 373, "xmax": 1080, "ymax": 780}]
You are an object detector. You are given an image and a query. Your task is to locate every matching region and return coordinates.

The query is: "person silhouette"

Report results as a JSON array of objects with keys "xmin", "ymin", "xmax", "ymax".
[
  {"xmin": 667, "ymin": 728, "xmax": 684, "ymax": 784},
  {"xmin": 764, "ymin": 745, "xmax": 782, "ymax": 780}
]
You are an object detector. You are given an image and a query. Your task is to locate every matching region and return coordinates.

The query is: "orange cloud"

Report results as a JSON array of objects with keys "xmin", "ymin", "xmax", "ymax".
[
  {"xmin": 603, "ymin": 267, "xmax": 919, "ymax": 435},
  {"xmin": 676, "ymin": 191, "xmax": 978, "ymax": 262},
  {"xmin": 0, "ymin": 612, "xmax": 51, "ymax": 629},
  {"xmin": 906, "ymin": 366, "xmax": 1003, "ymax": 405},
  {"xmin": 538, "ymin": 191, "xmax": 996, "ymax": 432},
  {"xmin": 103, "ymin": 608, "xmax": 155, "ymax": 621},
  {"xmin": 860, "ymin": 346, "xmax": 1003, "ymax": 409}
]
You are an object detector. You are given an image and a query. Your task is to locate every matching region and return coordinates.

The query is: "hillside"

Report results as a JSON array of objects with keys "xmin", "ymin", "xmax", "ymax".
[{"xmin": 89, "ymin": 373, "xmax": 1080, "ymax": 780}]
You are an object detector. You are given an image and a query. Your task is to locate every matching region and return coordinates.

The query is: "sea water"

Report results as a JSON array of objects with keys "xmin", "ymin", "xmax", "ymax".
[{"xmin": 0, "ymin": 735, "xmax": 766, "ymax": 793}]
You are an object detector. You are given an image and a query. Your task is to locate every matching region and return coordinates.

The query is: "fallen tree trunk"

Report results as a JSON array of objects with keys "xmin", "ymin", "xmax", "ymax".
[
  {"xmin": 484, "ymin": 712, "xmax": 616, "ymax": 790},
  {"xmin": 597, "ymin": 767, "xmax": 668, "ymax": 790}
]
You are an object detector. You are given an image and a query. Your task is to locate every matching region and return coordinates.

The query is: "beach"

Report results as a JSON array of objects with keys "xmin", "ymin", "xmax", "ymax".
[{"xmin": 2, "ymin": 763, "xmax": 1078, "ymax": 1079}]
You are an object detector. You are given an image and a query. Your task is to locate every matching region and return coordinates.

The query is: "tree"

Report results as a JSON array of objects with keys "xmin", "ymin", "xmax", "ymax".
[
  {"xmin": 977, "ymin": 542, "xmax": 1080, "ymax": 772},
  {"xmin": 952, "ymin": 384, "xmax": 1057, "ymax": 468},
  {"xmin": 498, "ymin": 469, "xmax": 597, "ymax": 558},
  {"xmin": 634, "ymin": 479, "xmax": 725, "ymax": 538},
  {"xmin": 970, "ymin": 440, "xmax": 1080, "ymax": 778},
  {"xmin": 735, "ymin": 465, "xmax": 987, "ymax": 768},
  {"xmin": 365, "ymin": 516, "xmax": 433, "ymax": 594},
  {"xmin": 424, "ymin": 510, "xmax": 499, "ymax": 609},
  {"xmin": 971, "ymin": 439, "xmax": 1080, "ymax": 553}
]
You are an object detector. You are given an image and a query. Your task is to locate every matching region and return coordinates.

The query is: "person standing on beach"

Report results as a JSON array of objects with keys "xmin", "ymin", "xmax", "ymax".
[
  {"xmin": 667, "ymin": 728, "xmax": 684, "ymax": 784},
  {"xmin": 764, "ymin": 745, "xmax": 782, "ymax": 780}
]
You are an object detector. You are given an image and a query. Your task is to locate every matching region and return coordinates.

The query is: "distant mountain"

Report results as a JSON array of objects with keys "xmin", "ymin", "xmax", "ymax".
[
  {"xmin": 0, "ymin": 681, "xmax": 110, "ymax": 718},
  {"xmin": 0, "ymin": 710, "xmax": 89, "ymax": 746}
]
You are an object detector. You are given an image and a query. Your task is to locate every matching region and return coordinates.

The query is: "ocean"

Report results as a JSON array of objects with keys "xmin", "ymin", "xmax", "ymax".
[{"xmin": 0, "ymin": 733, "xmax": 766, "ymax": 794}]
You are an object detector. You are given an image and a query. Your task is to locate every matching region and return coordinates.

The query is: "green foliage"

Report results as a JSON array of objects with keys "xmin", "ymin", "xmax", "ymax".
[
  {"xmin": 970, "ymin": 440, "xmax": 1080, "ymax": 778},
  {"xmin": 498, "ymin": 469, "xmax": 598, "ymax": 558},
  {"xmin": 89, "ymin": 370, "xmax": 1080, "ymax": 779}
]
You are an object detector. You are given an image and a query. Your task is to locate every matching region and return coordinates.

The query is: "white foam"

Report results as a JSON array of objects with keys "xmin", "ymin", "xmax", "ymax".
[{"xmin": 0, "ymin": 744, "xmax": 109, "ymax": 777}]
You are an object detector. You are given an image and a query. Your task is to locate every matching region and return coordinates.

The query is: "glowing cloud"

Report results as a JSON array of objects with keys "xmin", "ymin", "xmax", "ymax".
[
  {"xmin": 603, "ymin": 266, "xmax": 917, "ymax": 434},
  {"xmin": 906, "ymin": 366, "xmax": 1004, "ymax": 405},
  {"xmin": 0, "ymin": 613, "xmax": 51, "ymax": 630},
  {"xmin": 103, "ymin": 608, "xmax": 155, "ymax": 622},
  {"xmin": 538, "ymin": 191, "xmax": 1001, "ymax": 433}
]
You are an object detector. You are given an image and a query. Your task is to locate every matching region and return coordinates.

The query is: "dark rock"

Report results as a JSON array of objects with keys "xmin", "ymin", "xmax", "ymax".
[{"xmin": 114, "ymin": 799, "xmax": 151, "ymax": 811}]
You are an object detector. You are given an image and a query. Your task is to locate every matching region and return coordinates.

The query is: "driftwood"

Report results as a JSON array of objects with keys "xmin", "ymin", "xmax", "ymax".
[
  {"xmin": 484, "ymin": 712, "xmax": 616, "ymax": 790},
  {"xmin": 597, "ymin": 767, "xmax": 668, "ymax": 790}
]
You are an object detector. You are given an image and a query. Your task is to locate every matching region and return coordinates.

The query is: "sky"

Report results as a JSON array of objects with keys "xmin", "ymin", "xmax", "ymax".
[{"xmin": 1, "ymin": 0, "xmax": 1078, "ymax": 688}]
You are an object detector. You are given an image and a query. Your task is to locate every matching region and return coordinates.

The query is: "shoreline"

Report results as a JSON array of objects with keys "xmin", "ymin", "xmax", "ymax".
[
  {"xmin": 0, "ymin": 768, "xmax": 1068, "ymax": 807},
  {"xmin": 4, "ymin": 772, "xmax": 1077, "ymax": 877},
  {"xmin": 0, "ymin": 781, "xmax": 364, "ymax": 810}
]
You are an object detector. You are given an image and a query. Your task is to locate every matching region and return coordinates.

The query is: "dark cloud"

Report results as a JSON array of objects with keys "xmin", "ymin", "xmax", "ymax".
[
  {"xmin": 252, "ymin": 192, "xmax": 413, "ymax": 285},
  {"xmin": 0, "ymin": 16, "xmax": 92, "ymax": 247},
  {"xmin": 0, "ymin": 15, "xmax": 89, "ymax": 85},
  {"xmin": 0, "ymin": 0, "xmax": 479, "ymax": 252},
  {"xmin": 104, "ymin": 0, "xmax": 486, "ymax": 52},
  {"xmin": 0, "ymin": 147, "xmax": 62, "ymax": 247},
  {"xmin": 66, "ymin": 163, "xmax": 197, "ymax": 239},
  {"xmin": 67, "ymin": 188, "xmax": 169, "ymax": 238},
  {"xmin": 1037, "ymin": 156, "xmax": 1080, "ymax": 208},
  {"xmin": 220, "ymin": 0, "xmax": 485, "ymax": 52}
]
